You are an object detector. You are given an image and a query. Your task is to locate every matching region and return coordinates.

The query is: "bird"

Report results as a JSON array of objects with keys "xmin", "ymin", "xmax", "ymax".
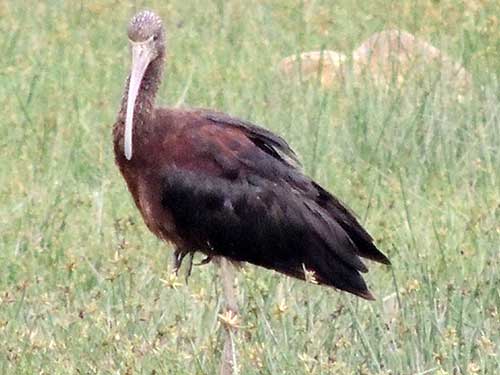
[{"xmin": 113, "ymin": 10, "xmax": 390, "ymax": 301}]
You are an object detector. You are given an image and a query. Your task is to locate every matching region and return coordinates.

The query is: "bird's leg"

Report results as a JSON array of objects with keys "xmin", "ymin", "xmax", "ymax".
[
  {"xmin": 184, "ymin": 252, "xmax": 195, "ymax": 284},
  {"xmin": 171, "ymin": 247, "xmax": 189, "ymax": 275},
  {"xmin": 217, "ymin": 257, "xmax": 239, "ymax": 375}
]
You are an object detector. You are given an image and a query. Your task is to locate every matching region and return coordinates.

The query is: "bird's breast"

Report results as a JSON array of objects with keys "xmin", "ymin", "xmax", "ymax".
[
  {"xmin": 136, "ymin": 179, "xmax": 173, "ymax": 241},
  {"xmin": 117, "ymin": 158, "xmax": 184, "ymax": 248}
]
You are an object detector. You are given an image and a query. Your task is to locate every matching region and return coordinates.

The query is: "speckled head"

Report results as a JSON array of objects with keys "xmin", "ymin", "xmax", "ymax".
[
  {"xmin": 128, "ymin": 10, "xmax": 165, "ymax": 46},
  {"xmin": 124, "ymin": 10, "xmax": 166, "ymax": 161}
]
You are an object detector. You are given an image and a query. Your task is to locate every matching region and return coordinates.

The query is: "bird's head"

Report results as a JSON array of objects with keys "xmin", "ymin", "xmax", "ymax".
[{"xmin": 124, "ymin": 10, "xmax": 166, "ymax": 160}]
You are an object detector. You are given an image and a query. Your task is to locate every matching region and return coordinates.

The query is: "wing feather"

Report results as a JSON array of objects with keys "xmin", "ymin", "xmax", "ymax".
[
  {"xmin": 162, "ymin": 167, "xmax": 375, "ymax": 299},
  {"xmin": 159, "ymin": 109, "xmax": 389, "ymax": 299},
  {"xmin": 200, "ymin": 110, "xmax": 300, "ymax": 167}
]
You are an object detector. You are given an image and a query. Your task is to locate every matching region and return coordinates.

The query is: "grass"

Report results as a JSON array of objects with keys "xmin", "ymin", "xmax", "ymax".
[{"xmin": 0, "ymin": 0, "xmax": 498, "ymax": 373}]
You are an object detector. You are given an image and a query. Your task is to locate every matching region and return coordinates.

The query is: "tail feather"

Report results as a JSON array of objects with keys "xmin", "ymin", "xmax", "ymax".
[
  {"xmin": 265, "ymin": 190, "xmax": 388, "ymax": 300},
  {"xmin": 267, "ymin": 259, "xmax": 376, "ymax": 301},
  {"xmin": 264, "ymin": 236, "xmax": 376, "ymax": 300},
  {"xmin": 313, "ymin": 182, "xmax": 391, "ymax": 265},
  {"xmin": 306, "ymin": 245, "xmax": 376, "ymax": 300}
]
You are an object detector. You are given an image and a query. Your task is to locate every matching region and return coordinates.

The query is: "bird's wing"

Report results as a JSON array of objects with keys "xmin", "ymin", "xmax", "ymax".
[
  {"xmin": 199, "ymin": 111, "xmax": 390, "ymax": 265},
  {"xmin": 160, "ymin": 113, "xmax": 388, "ymax": 299},
  {"xmin": 308, "ymin": 181, "xmax": 391, "ymax": 265},
  {"xmin": 199, "ymin": 109, "xmax": 301, "ymax": 168},
  {"xmin": 162, "ymin": 166, "xmax": 374, "ymax": 299}
]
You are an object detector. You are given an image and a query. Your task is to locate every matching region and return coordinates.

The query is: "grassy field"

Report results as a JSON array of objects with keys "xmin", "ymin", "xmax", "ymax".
[{"xmin": 0, "ymin": 0, "xmax": 498, "ymax": 373}]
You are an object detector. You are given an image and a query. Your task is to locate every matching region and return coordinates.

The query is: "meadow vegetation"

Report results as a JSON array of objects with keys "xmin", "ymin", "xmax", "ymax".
[{"xmin": 0, "ymin": 0, "xmax": 498, "ymax": 373}]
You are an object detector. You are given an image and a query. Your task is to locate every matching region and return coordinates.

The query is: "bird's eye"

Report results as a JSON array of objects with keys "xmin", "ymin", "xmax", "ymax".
[{"xmin": 153, "ymin": 35, "xmax": 158, "ymax": 41}]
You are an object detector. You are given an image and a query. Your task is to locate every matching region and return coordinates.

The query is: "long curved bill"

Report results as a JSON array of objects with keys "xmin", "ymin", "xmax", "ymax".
[{"xmin": 124, "ymin": 40, "xmax": 154, "ymax": 160}]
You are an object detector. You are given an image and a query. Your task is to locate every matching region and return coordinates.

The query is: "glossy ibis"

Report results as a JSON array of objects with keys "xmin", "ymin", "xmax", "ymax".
[{"xmin": 114, "ymin": 10, "xmax": 390, "ymax": 372}]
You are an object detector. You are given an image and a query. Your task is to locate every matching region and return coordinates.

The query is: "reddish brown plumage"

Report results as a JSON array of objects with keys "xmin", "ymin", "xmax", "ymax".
[{"xmin": 114, "ymin": 11, "xmax": 390, "ymax": 300}]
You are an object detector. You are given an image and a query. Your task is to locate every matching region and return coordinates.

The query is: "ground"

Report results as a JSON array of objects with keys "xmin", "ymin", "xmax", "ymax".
[{"xmin": 0, "ymin": 1, "xmax": 498, "ymax": 374}]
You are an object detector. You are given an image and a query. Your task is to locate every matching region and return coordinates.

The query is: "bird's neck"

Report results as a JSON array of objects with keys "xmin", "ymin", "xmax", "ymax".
[{"xmin": 118, "ymin": 55, "xmax": 164, "ymax": 130}]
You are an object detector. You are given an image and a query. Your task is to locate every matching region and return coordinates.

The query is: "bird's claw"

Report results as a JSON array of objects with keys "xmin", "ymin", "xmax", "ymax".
[
  {"xmin": 172, "ymin": 248, "xmax": 189, "ymax": 275},
  {"xmin": 171, "ymin": 251, "xmax": 212, "ymax": 284},
  {"xmin": 194, "ymin": 255, "xmax": 213, "ymax": 266},
  {"xmin": 172, "ymin": 248, "xmax": 197, "ymax": 284}
]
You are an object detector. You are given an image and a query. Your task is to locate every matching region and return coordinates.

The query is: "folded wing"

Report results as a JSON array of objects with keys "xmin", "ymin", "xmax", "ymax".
[{"xmin": 160, "ymin": 110, "xmax": 389, "ymax": 299}]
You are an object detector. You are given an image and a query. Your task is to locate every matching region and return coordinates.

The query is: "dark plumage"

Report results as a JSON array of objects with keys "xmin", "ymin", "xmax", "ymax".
[{"xmin": 114, "ymin": 11, "xmax": 390, "ymax": 301}]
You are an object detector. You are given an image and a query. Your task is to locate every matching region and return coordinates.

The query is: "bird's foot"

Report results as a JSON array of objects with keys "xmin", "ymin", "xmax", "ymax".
[
  {"xmin": 171, "ymin": 250, "xmax": 213, "ymax": 284},
  {"xmin": 172, "ymin": 248, "xmax": 197, "ymax": 284},
  {"xmin": 194, "ymin": 255, "xmax": 213, "ymax": 266},
  {"xmin": 184, "ymin": 254, "xmax": 212, "ymax": 283},
  {"xmin": 172, "ymin": 248, "xmax": 189, "ymax": 275}
]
